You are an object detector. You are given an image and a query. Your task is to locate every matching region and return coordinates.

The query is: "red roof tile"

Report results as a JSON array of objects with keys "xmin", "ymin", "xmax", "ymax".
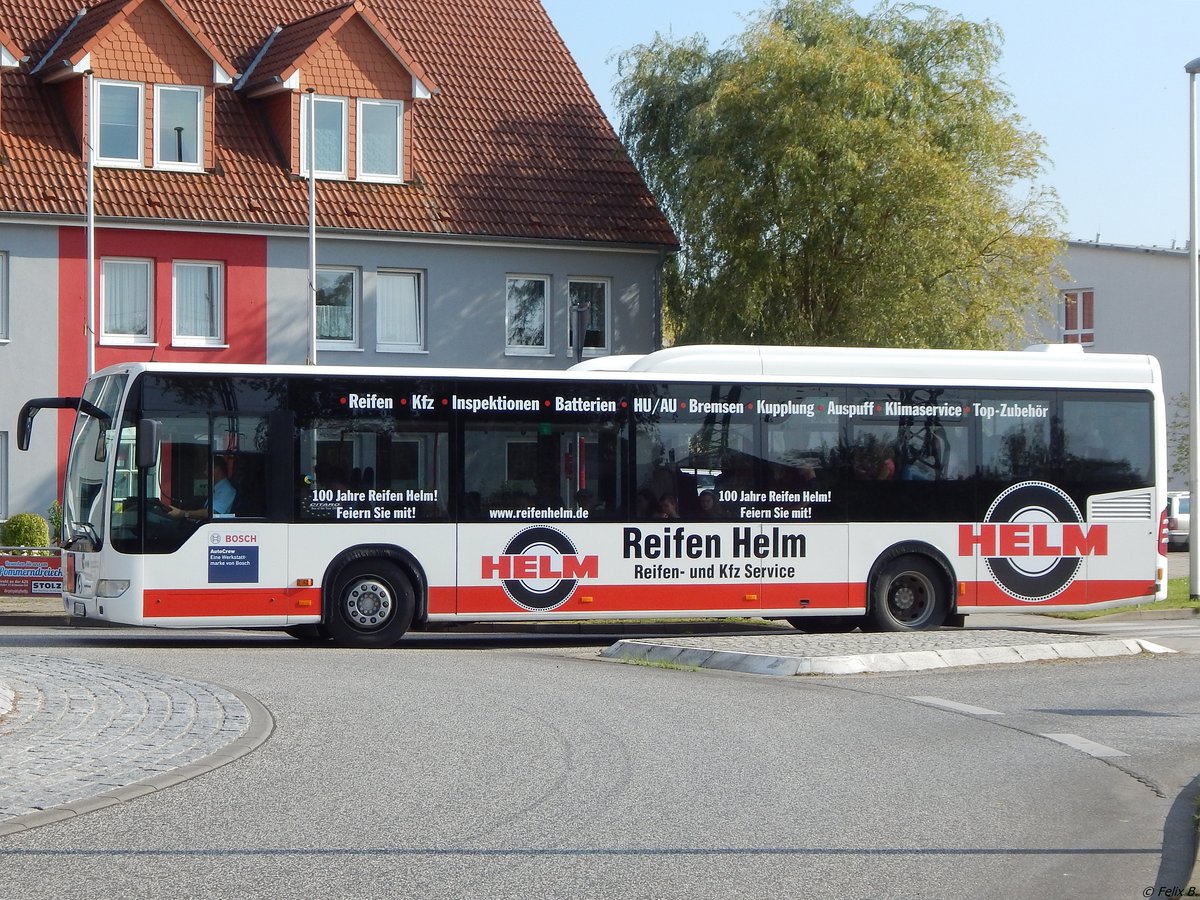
[
  {"xmin": 32, "ymin": 0, "xmax": 236, "ymax": 82},
  {"xmin": 242, "ymin": 1, "xmax": 434, "ymax": 98},
  {"xmin": 0, "ymin": 0, "xmax": 677, "ymax": 248}
]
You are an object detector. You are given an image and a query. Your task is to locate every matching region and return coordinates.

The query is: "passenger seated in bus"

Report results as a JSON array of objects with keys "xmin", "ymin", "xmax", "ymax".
[
  {"xmin": 167, "ymin": 457, "xmax": 237, "ymax": 522},
  {"xmin": 575, "ymin": 489, "xmax": 601, "ymax": 515},
  {"xmin": 697, "ymin": 489, "xmax": 720, "ymax": 518},
  {"xmin": 656, "ymin": 494, "xmax": 680, "ymax": 519},
  {"xmin": 635, "ymin": 488, "xmax": 658, "ymax": 519}
]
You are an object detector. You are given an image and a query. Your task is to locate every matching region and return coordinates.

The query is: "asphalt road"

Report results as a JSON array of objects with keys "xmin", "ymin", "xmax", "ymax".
[{"xmin": 1, "ymin": 624, "xmax": 1197, "ymax": 899}]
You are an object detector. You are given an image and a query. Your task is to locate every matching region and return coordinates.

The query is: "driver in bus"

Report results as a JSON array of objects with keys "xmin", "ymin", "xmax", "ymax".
[{"xmin": 167, "ymin": 457, "xmax": 237, "ymax": 522}]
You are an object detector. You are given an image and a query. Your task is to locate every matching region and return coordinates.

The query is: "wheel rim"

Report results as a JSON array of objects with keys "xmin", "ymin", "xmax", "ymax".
[
  {"xmin": 886, "ymin": 570, "xmax": 935, "ymax": 626},
  {"xmin": 343, "ymin": 577, "xmax": 395, "ymax": 631}
]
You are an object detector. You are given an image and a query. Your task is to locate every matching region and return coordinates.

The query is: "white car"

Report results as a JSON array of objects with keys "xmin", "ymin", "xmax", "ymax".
[{"xmin": 1166, "ymin": 491, "xmax": 1190, "ymax": 551}]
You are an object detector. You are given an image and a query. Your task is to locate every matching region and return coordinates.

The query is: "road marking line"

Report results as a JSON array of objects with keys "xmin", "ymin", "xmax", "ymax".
[
  {"xmin": 909, "ymin": 696, "xmax": 1004, "ymax": 716},
  {"xmin": 1039, "ymin": 733, "xmax": 1129, "ymax": 758}
]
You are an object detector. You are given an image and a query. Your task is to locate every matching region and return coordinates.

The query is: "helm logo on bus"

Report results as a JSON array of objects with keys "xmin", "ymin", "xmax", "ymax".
[
  {"xmin": 482, "ymin": 526, "xmax": 599, "ymax": 611},
  {"xmin": 958, "ymin": 481, "xmax": 1109, "ymax": 603}
]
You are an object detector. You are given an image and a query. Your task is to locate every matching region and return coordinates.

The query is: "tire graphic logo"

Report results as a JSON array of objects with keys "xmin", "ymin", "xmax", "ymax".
[
  {"xmin": 487, "ymin": 526, "xmax": 598, "ymax": 612},
  {"xmin": 982, "ymin": 481, "xmax": 1086, "ymax": 602}
]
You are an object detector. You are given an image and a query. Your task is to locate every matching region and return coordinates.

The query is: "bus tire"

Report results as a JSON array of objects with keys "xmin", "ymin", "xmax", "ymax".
[
  {"xmin": 325, "ymin": 559, "xmax": 415, "ymax": 648},
  {"xmin": 786, "ymin": 616, "xmax": 860, "ymax": 633},
  {"xmin": 868, "ymin": 555, "xmax": 948, "ymax": 632}
]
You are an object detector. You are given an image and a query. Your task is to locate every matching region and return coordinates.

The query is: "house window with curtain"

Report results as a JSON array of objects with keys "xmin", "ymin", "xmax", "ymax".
[
  {"xmin": 377, "ymin": 270, "xmax": 424, "ymax": 352},
  {"xmin": 317, "ymin": 266, "xmax": 358, "ymax": 348},
  {"xmin": 1063, "ymin": 289, "xmax": 1095, "ymax": 345},
  {"xmin": 154, "ymin": 85, "xmax": 203, "ymax": 170},
  {"xmin": 95, "ymin": 80, "xmax": 144, "ymax": 166},
  {"xmin": 101, "ymin": 258, "xmax": 153, "ymax": 344},
  {"xmin": 505, "ymin": 275, "xmax": 550, "ymax": 355},
  {"xmin": 568, "ymin": 278, "xmax": 609, "ymax": 353},
  {"xmin": 359, "ymin": 100, "xmax": 403, "ymax": 181},
  {"xmin": 301, "ymin": 96, "xmax": 348, "ymax": 179},
  {"xmin": 173, "ymin": 262, "xmax": 224, "ymax": 345}
]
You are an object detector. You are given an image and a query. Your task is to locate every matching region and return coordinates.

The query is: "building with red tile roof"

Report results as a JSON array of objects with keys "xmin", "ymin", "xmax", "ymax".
[{"xmin": 0, "ymin": 0, "xmax": 676, "ymax": 519}]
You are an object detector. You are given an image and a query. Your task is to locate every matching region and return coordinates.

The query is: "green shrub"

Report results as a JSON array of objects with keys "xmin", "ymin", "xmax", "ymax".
[
  {"xmin": 1, "ymin": 512, "xmax": 51, "ymax": 551},
  {"xmin": 47, "ymin": 500, "xmax": 62, "ymax": 546}
]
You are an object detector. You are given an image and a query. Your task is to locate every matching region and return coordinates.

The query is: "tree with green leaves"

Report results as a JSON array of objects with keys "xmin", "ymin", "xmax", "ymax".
[{"xmin": 617, "ymin": 0, "xmax": 1064, "ymax": 348}]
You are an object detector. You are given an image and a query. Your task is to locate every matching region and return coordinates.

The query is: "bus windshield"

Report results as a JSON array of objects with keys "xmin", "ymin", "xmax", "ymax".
[{"xmin": 63, "ymin": 373, "xmax": 128, "ymax": 550}]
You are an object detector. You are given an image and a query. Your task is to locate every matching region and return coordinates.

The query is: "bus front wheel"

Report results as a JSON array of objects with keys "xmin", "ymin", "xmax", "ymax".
[
  {"xmin": 868, "ymin": 555, "xmax": 948, "ymax": 632},
  {"xmin": 326, "ymin": 559, "xmax": 415, "ymax": 648}
]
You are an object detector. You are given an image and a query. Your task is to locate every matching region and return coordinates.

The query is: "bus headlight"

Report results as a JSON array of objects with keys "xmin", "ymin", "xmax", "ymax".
[{"xmin": 96, "ymin": 579, "xmax": 130, "ymax": 598}]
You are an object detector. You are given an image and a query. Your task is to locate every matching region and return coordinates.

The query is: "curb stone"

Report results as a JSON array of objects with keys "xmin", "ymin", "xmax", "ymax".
[{"xmin": 600, "ymin": 633, "xmax": 1176, "ymax": 676}]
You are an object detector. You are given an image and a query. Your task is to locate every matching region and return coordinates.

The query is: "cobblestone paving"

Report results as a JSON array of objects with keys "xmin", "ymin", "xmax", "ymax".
[{"xmin": 0, "ymin": 653, "xmax": 253, "ymax": 822}]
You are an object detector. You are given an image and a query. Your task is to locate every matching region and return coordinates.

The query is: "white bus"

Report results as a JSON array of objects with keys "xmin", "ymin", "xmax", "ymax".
[{"xmin": 18, "ymin": 344, "xmax": 1167, "ymax": 647}]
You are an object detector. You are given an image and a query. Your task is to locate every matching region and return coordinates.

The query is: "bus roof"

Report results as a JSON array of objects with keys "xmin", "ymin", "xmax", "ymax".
[{"xmin": 95, "ymin": 344, "xmax": 1162, "ymax": 390}]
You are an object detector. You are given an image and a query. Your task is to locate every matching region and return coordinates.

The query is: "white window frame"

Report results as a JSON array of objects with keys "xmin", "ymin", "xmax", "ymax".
[
  {"xmin": 567, "ymin": 277, "xmax": 611, "ymax": 356},
  {"xmin": 153, "ymin": 84, "xmax": 204, "ymax": 171},
  {"xmin": 376, "ymin": 269, "xmax": 425, "ymax": 353},
  {"xmin": 358, "ymin": 99, "xmax": 404, "ymax": 182},
  {"xmin": 301, "ymin": 95, "xmax": 348, "ymax": 180},
  {"xmin": 100, "ymin": 258, "xmax": 154, "ymax": 345},
  {"xmin": 1062, "ymin": 288, "xmax": 1095, "ymax": 346},
  {"xmin": 316, "ymin": 266, "xmax": 360, "ymax": 350},
  {"xmin": 505, "ymin": 275, "xmax": 551, "ymax": 356},
  {"xmin": 94, "ymin": 79, "xmax": 145, "ymax": 167},
  {"xmin": 172, "ymin": 261, "xmax": 225, "ymax": 346},
  {"xmin": 0, "ymin": 252, "xmax": 8, "ymax": 341}
]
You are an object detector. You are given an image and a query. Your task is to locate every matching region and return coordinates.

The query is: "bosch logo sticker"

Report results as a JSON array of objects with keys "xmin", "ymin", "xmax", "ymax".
[
  {"xmin": 959, "ymin": 481, "xmax": 1109, "ymax": 602},
  {"xmin": 482, "ymin": 526, "xmax": 599, "ymax": 611}
]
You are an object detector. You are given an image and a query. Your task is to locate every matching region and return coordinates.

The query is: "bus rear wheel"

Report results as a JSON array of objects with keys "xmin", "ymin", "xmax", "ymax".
[
  {"xmin": 868, "ymin": 555, "xmax": 948, "ymax": 632},
  {"xmin": 326, "ymin": 559, "xmax": 415, "ymax": 648}
]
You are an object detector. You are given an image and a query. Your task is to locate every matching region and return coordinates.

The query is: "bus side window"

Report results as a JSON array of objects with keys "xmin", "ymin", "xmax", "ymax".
[
  {"xmin": 1061, "ymin": 395, "xmax": 1152, "ymax": 486},
  {"xmin": 977, "ymin": 391, "xmax": 1055, "ymax": 482}
]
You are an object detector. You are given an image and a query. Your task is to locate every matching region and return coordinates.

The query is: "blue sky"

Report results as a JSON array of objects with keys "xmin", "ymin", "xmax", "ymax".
[{"xmin": 541, "ymin": 1, "xmax": 1200, "ymax": 249}]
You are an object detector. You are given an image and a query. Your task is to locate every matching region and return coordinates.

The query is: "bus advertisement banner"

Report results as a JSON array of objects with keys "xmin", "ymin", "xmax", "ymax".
[{"xmin": 0, "ymin": 553, "xmax": 64, "ymax": 597}]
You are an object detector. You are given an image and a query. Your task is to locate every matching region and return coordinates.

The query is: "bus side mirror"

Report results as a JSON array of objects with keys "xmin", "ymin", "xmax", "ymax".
[
  {"xmin": 16, "ymin": 404, "xmax": 37, "ymax": 451},
  {"xmin": 136, "ymin": 419, "xmax": 161, "ymax": 469}
]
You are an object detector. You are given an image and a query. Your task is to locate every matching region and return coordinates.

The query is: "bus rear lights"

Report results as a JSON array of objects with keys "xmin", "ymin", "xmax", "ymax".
[{"xmin": 96, "ymin": 579, "xmax": 130, "ymax": 598}]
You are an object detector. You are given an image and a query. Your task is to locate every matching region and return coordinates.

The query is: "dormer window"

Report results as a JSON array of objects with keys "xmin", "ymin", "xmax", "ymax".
[
  {"xmin": 92, "ymin": 80, "xmax": 205, "ymax": 170},
  {"xmin": 236, "ymin": 3, "xmax": 435, "ymax": 184},
  {"xmin": 300, "ymin": 95, "xmax": 347, "ymax": 179},
  {"xmin": 359, "ymin": 99, "xmax": 403, "ymax": 182},
  {"xmin": 154, "ymin": 85, "xmax": 203, "ymax": 170},
  {"xmin": 95, "ymin": 80, "xmax": 144, "ymax": 166},
  {"xmin": 297, "ymin": 96, "xmax": 405, "ymax": 182},
  {"xmin": 32, "ymin": 0, "xmax": 235, "ymax": 173}
]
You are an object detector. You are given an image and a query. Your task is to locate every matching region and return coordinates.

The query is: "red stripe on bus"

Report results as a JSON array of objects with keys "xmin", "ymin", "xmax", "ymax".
[
  {"xmin": 970, "ymin": 579, "xmax": 1156, "ymax": 606},
  {"xmin": 144, "ymin": 587, "xmax": 320, "ymax": 618},
  {"xmin": 454, "ymin": 582, "xmax": 853, "ymax": 614},
  {"xmin": 143, "ymin": 579, "xmax": 1154, "ymax": 619}
]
